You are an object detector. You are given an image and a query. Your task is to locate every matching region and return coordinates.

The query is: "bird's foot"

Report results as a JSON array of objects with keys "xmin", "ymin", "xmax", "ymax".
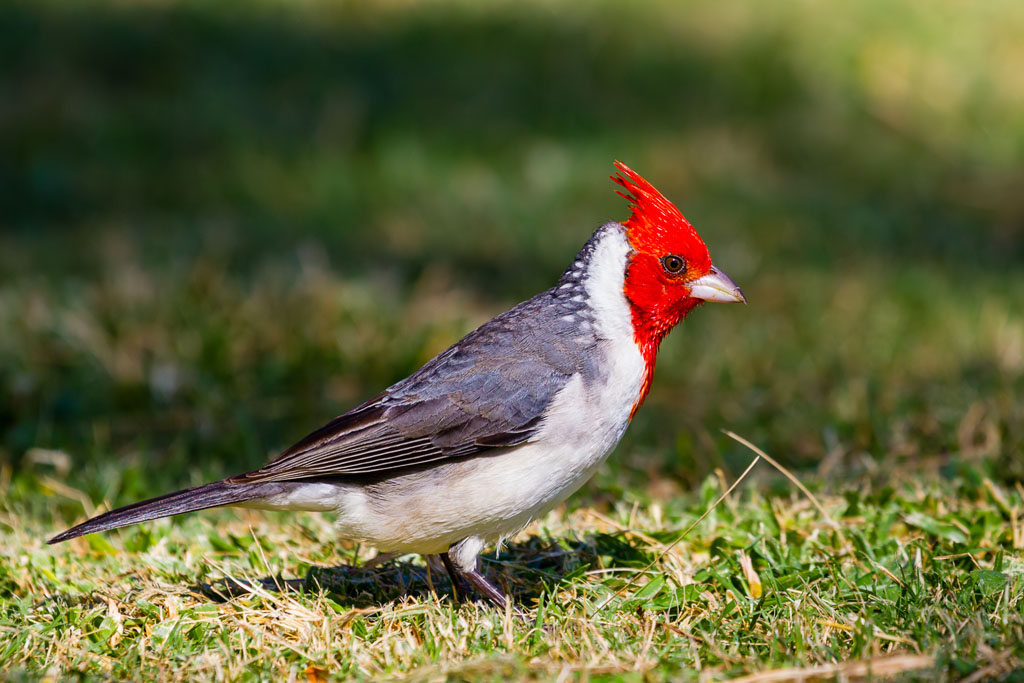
[
  {"xmin": 440, "ymin": 550, "xmax": 528, "ymax": 618},
  {"xmin": 460, "ymin": 567, "xmax": 511, "ymax": 610}
]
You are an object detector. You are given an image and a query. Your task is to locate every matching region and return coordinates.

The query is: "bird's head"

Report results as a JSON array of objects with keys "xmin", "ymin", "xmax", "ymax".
[{"xmin": 613, "ymin": 161, "xmax": 745, "ymax": 357}]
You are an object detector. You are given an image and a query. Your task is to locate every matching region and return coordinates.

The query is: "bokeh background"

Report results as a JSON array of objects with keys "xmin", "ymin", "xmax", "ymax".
[{"xmin": 2, "ymin": 0, "xmax": 1022, "ymax": 520}]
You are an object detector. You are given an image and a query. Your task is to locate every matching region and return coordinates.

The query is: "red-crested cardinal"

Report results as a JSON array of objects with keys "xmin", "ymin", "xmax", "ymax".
[{"xmin": 49, "ymin": 162, "xmax": 745, "ymax": 608}]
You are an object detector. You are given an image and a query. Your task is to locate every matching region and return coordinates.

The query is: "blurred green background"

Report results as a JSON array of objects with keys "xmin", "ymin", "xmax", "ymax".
[{"xmin": 1, "ymin": 0, "xmax": 1022, "ymax": 518}]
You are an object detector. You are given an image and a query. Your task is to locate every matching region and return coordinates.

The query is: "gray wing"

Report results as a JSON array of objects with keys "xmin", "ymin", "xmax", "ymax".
[{"xmin": 230, "ymin": 291, "xmax": 593, "ymax": 484}]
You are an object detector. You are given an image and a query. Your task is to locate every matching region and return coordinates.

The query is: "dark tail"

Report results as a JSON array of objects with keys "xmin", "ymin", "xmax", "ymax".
[{"xmin": 48, "ymin": 480, "xmax": 265, "ymax": 544}]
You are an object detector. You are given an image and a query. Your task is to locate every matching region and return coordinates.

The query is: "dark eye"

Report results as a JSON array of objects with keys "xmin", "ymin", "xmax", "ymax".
[{"xmin": 661, "ymin": 254, "xmax": 687, "ymax": 275}]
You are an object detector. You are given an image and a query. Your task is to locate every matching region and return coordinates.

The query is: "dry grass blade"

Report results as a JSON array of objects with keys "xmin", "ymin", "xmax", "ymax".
[
  {"xmin": 724, "ymin": 430, "xmax": 842, "ymax": 533},
  {"xmin": 590, "ymin": 452, "xmax": 761, "ymax": 615},
  {"xmin": 727, "ymin": 654, "xmax": 936, "ymax": 682}
]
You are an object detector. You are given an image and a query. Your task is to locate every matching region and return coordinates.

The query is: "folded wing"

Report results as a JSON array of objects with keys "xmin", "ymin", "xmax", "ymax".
[{"xmin": 231, "ymin": 292, "xmax": 587, "ymax": 484}]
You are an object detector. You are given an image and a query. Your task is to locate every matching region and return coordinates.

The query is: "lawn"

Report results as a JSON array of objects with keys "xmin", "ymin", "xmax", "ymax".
[{"xmin": 1, "ymin": 0, "xmax": 1023, "ymax": 679}]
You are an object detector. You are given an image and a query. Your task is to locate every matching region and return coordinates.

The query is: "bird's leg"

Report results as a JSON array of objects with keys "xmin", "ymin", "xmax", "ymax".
[
  {"xmin": 459, "ymin": 566, "xmax": 510, "ymax": 610},
  {"xmin": 439, "ymin": 552, "xmax": 473, "ymax": 602},
  {"xmin": 446, "ymin": 537, "xmax": 519, "ymax": 613}
]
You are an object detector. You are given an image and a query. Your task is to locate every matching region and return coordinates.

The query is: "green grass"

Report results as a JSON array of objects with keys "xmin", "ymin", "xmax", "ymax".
[
  {"xmin": 4, "ymin": 471, "xmax": 1024, "ymax": 679},
  {"xmin": 2, "ymin": 0, "xmax": 1024, "ymax": 678}
]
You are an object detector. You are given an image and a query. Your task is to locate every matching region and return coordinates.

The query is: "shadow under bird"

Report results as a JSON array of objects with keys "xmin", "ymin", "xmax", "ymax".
[{"xmin": 50, "ymin": 162, "xmax": 746, "ymax": 609}]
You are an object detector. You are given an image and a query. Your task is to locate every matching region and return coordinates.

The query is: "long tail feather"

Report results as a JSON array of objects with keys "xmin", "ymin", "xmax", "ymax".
[{"xmin": 48, "ymin": 480, "xmax": 265, "ymax": 544}]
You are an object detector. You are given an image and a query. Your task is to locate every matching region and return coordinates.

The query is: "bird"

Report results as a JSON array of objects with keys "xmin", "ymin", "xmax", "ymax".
[{"xmin": 49, "ymin": 162, "xmax": 745, "ymax": 609}]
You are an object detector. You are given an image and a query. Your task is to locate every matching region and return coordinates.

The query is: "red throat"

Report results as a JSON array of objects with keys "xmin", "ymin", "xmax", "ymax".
[
  {"xmin": 627, "ymin": 297, "xmax": 702, "ymax": 419},
  {"xmin": 611, "ymin": 162, "xmax": 711, "ymax": 418}
]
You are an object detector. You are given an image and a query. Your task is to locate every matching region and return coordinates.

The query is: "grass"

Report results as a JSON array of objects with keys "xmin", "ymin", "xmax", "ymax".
[
  {"xmin": 2, "ymin": 0, "xmax": 1024, "ymax": 679},
  {"xmin": 5, "ymin": 465, "xmax": 1024, "ymax": 679}
]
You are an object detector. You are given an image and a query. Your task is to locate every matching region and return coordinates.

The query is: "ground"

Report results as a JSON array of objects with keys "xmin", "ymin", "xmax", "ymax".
[
  {"xmin": 1, "ymin": 0, "xmax": 1023, "ymax": 679},
  {"xmin": 4, "ymin": 467, "xmax": 1024, "ymax": 679}
]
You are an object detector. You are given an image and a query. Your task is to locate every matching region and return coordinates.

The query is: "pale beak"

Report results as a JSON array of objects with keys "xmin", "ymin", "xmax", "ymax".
[{"xmin": 688, "ymin": 265, "xmax": 746, "ymax": 303}]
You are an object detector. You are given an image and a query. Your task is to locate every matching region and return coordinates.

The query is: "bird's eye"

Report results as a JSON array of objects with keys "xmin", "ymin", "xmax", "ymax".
[{"xmin": 661, "ymin": 254, "xmax": 687, "ymax": 275}]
